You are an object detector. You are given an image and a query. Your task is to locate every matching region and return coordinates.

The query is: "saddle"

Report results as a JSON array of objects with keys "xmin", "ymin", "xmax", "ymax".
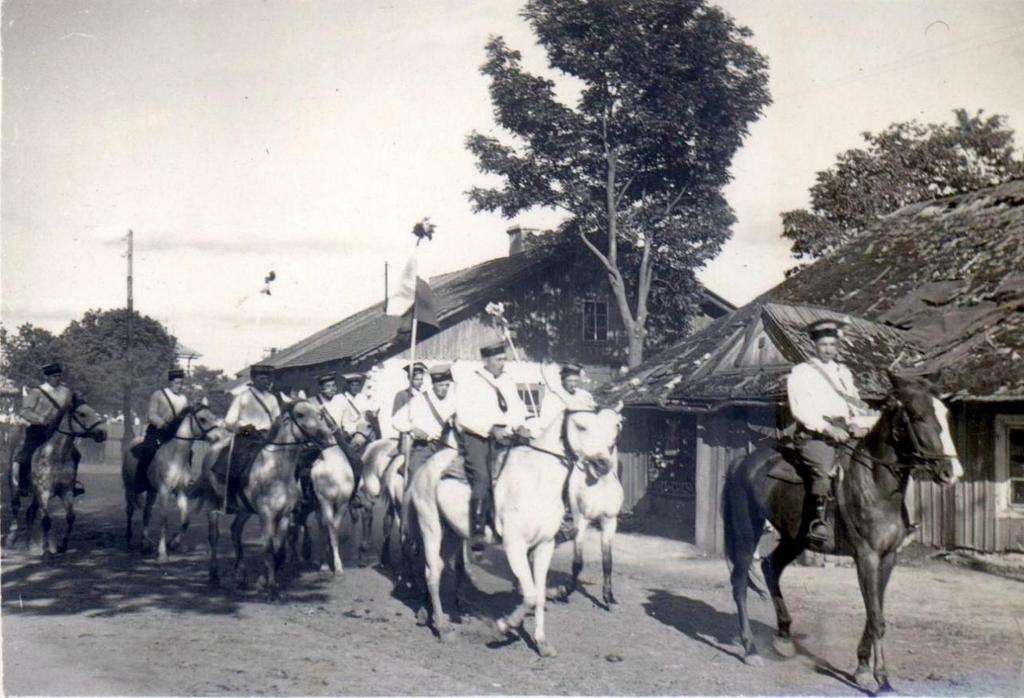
[{"xmin": 207, "ymin": 435, "xmax": 266, "ymax": 511}]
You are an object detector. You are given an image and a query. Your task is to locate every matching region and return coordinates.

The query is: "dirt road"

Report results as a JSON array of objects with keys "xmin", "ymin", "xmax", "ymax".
[{"xmin": 2, "ymin": 465, "xmax": 1022, "ymax": 696}]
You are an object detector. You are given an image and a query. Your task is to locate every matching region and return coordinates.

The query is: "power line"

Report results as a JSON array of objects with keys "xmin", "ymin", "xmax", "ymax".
[{"xmin": 777, "ymin": 21, "xmax": 1024, "ymax": 100}]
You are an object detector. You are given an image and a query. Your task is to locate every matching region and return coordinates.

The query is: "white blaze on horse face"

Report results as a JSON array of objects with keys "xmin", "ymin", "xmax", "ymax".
[
  {"xmin": 568, "ymin": 409, "xmax": 620, "ymax": 474},
  {"xmin": 931, "ymin": 398, "xmax": 964, "ymax": 483}
]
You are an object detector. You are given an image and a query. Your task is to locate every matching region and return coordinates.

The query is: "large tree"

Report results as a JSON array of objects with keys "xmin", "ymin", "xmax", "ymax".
[
  {"xmin": 0, "ymin": 324, "xmax": 64, "ymax": 388},
  {"xmin": 186, "ymin": 364, "xmax": 231, "ymax": 414},
  {"xmin": 783, "ymin": 109, "xmax": 1024, "ymax": 261},
  {"xmin": 466, "ymin": 0, "xmax": 770, "ymax": 366},
  {"xmin": 60, "ymin": 309, "xmax": 178, "ymax": 420}
]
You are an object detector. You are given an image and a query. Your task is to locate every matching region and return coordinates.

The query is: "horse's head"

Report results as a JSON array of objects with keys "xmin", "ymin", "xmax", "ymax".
[
  {"xmin": 284, "ymin": 398, "xmax": 335, "ymax": 448},
  {"xmin": 189, "ymin": 403, "xmax": 224, "ymax": 441},
  {"xmin": 563, "ymin": 405, "xmax": 623, "ymax": 478},
  {"xmin": 69, "ymin": 395, "xmax": 107, "ymax": 443},
  {"xmin": 886, "ymin": 372, "xmax": 963, "ymax": 485}
]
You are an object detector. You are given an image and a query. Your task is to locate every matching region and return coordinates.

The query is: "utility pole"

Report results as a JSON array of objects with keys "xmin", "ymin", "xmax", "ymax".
[{"xmin": 123, "ymin": 230, "xmax": 134, "ymax": 449}]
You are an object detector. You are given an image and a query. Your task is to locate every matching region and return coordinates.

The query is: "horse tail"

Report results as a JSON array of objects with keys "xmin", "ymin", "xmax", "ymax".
[{"xmin": 721, "ymin": 456, "xmax": 767, "ymax": 600}]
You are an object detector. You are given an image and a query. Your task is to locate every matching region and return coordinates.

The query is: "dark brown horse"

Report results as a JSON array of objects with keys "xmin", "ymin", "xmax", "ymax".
[{"xmin": 722, "ymin": 374, "xmax": 962, "ymax": 693}]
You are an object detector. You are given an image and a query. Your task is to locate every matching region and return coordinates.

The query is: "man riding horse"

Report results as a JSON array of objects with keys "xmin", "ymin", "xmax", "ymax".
[
  {"xmin": 131, "ymin": 368, "xmax": 190, "ymax": 492},
  {"xmin": 393, "ymin": 363, "xmax": 457, "ymax": 483},
  {"xmin": 787, "ymin": 318, "xmax": 879, "ymax": 546},
  {"xmin": 455, "ymin": 342, "xmax": 531, "ymax": 556},
  {"xmin": 534, "ymin": 362, "xmax": 598, "ymax": 539},
  {"xmin": 310, "ymin": 371, "xmax": 367, "ymax": 505},
  {"xmin": 214, "ymin": 364, "xmax": 281, "ymax": 502},
  {"xmin": 13, "ymin": 363, "xmax": 85, "ymax": 498}
]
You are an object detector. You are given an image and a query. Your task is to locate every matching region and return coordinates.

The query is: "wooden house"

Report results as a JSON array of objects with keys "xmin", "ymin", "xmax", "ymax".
[
  {"xmin": 235, "ymin": 228, "xmax": 732, "ymax": 439},
  {"xmin": 604, "ymin": 178, "xmax": 1024, "ymax": 553}
]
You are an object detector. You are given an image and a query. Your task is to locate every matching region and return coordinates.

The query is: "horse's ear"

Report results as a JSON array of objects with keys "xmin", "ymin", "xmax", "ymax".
[
  {"xmin": 612, "ymin": 399, "xmax": 624, "ymax": 414},
  {"xmin": 295, "ymin": 389, "xmax": 307, "ymax": 400},
  {"xmin": 279, "ymin": 392, "xmax": 293, "ymax": 405}
]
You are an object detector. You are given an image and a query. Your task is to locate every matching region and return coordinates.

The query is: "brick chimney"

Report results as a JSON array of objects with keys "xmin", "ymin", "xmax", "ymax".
[{"xmin": 507, "ymin": 225, "xmax": 525, "ymax": 256}]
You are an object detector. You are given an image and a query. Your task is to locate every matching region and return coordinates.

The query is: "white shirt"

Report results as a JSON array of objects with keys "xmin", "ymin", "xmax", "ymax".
[
  {"xmin": 393, "ymin": 387, "xmax": 457, "ymax": 444},
  {"xmin": 339, "ymin": 391, "xmax": 373, "ymax": 436},
  {"xmin": 787, "ymin": 358, "xmax": 874, "ymax": 434},
  {"xmin": 225, "ymin": 386, "xmax": 281, "ymax": 432},
  {"xmin": 313, "ymin": 393, "xmax": 347, "ymax": 432},
  {"xmin": 532, "ymin": 386, "xmax": 596, "ymax": 434},
  {"xmin": 455, "ymin": 369, "xmax": 528, "ymax": 438}
]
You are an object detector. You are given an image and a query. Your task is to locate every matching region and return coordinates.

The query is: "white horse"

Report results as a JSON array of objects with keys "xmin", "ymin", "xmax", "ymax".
[
  {"xmin": 355, "ymin": 437, "xmax": 404, "ymax": 569},
  {"xmin": 122, "ymin": 403, "xmax": 224, "ymax": 561},
  {"xmin": 291, "ymin": 444, "xmax": 357, "ymax": 576},
  {"xmin": 556, "ymin": 447, "xmax": 624, "ymax": 607},
  {"xmin": 404, "ymin": 407, "xmax": 623, "ymax": 657}
]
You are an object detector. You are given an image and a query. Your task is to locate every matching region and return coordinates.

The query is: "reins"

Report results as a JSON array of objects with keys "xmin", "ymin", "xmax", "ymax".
[{"xmin": 838, "ymin": 401, "xmax": 956, "ymax": 478}]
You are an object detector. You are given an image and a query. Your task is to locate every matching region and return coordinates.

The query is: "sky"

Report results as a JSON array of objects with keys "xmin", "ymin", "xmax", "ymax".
[{"xmin": 2, "ymin": 0, "xmax": 1023, "ymax": 372}]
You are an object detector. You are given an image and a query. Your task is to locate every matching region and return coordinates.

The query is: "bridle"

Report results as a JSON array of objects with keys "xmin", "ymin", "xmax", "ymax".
[
  {"xmin": 840, "ymin": 397, "xmax": 956, "ymax": 479},
  {"xmin": 265, "ymin": 400, "xmax": 334, "ymax": 450},
  {"xmin": 168, "ymin": 404, "xmax": 220, "ymax": 442},
  {"xmin": 56, "ymin": 402, "xmax": 104, "ymax": 438},
  {"xmin": 525, "ymin": 409, "xmax": 621, "ymax": 474}
]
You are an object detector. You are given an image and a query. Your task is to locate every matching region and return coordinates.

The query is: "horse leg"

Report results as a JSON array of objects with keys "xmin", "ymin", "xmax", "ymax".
[
  {"xmin": 873, "ymin": 551, "xmax": 898, "ymax": 693},
  {"xmin": 207, "ymin": 509, "xmax": 221, "ymax": 587},
  {"xmin": 357, "ymin": 497, "xmax": 376, "ymax": 567},
  {"xmin": 380, "ymin": 499, "xmax": 395, "ymax": 570},
  {"xmin": 39, "ymin": 492, "xmax": 56, "ymax": 555},
  {"xmin": 26, "ymin": 495, "xmax": 42, "ymax": 554},
  {"xmin": 761, "ymin": 537, "xmax": 803, "ymax": 658},
  {"xmin": 140, "ymin": 490, "xmax": 157, "ymax": 555},
  {"xmin": 264, "ymin": 512, "xmax": 288, "ymax": 602},
  {"xmin": 6, "ymin": 483, "xmax": 22, "ymax": 547},
  {"xmin": 57, "ymin": 492, "xmax": 75, "ymax": 553},
  {"xmin": 123, "ymin": 486, "xmax": 136, "ymax": 549},
  {"xmin": 156, "ymin": 487, "xmax": 172, "ymax": 563},
  {"xmin": 853, "ymin": 552, "xmax": 884, "ymax": 692},
  {"xmin": 323, "ymin": 502, "xmax": 344, "ymax": 575},
  {"xmin": 600, "ymin": 514, "xmax": 618, "ymax": 607},
  {"xmin": 557, "ymin": 514, "xmax": 588, "ymax": 601},
  {"xmin": 531, "ymin": 539, "xmax": 558, "ymax": 658},
  {"xmin": 231, "ymin": 512, "xmax": 251, "ymax": 589},
  {"xmin": 493, "ymin": 539, "xmax": 537, "ymax": 641},
  {"xmin": 730, "ymin": 547, "xmax": 763, "ymax": 666},
  {"xmin": 169, "ymin": 490, "xmax": 190, "ymax": 552}
]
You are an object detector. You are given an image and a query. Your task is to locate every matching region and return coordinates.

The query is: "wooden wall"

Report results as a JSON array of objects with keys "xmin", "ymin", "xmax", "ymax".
[{"xmin": 908, "ymin": 401, "xmax": 1024, "ymax": 552}]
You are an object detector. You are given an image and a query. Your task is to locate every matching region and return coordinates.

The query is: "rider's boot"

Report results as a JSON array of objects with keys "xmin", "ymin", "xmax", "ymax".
[
  {"xmin": 469, "ymin": 491, "xmax": 488, "ymax": 559},
  {"xmin": 71, "ymin": 448, "xmax": 86, "ymax": 497},
  {"xmin": 807, "ymin": 495, "xmax": 833, "ymax": 547},
  {"xmin": 559, "ymin": 480, "xmax": 578, "ymax": 541}
]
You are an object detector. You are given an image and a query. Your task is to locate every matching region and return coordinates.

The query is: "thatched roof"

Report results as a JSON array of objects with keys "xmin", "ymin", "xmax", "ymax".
[{"xmin": 603, "ymin": 178, "xmax": 1024, "ymax": 407}]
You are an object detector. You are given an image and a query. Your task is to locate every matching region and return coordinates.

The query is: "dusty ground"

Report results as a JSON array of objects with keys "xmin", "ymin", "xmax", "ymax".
[{"xmin": 2, "ymin": 463, "xmax": 1023, "ymax": 696}]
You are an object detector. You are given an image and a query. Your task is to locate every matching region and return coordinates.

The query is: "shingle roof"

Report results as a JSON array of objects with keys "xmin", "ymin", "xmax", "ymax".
[
  {"xmin": 262, "ymin": 250, "xmax": 561, "ymax": 371},
  {"xmin": 602, "ymin": 302, "xmax": 913, "ymax": 408},
  {"xmin": 603, "ymin": 178, "xmax": 1024, "ymax": 406}
]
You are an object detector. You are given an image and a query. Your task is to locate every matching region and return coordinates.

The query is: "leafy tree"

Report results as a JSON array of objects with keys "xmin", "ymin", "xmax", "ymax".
[
  {"xmin": 466, "ymin": 0, "xmax": 770, "ymax": 366},
  {"xmin": 186, "ymin": 364, "xmax": 231, "ymax": 414},
  {"xmin": 59, "ymin": 309, "xmax": 178, "ymax": 422},
  {"xmin": 783, "ymin": 109, "xmax": 1024, "ymax": 261},
  {"xmin": 0, "ymin": 324, "xmax": 64, "ymax": 389}
]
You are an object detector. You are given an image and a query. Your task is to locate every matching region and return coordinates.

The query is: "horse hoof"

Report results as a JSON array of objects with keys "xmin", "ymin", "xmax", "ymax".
[
  {"xmin": 57, "ymin": 543, "xmax": 69, "ymax": 554},
  {"xmin": 743, "ymin": 653, "xmax": 764, "ymax": 667},
  {"xmin": 4, "ymin": 532, "xmax": 18, "ymax": 547},
  {"xmin": 854, "ymin": 669, "xmax": 876, "ymax": 692},
  {"xmin": 415, "ymin": 608, "xmax": 430, "ymax": 626},
  {"xmin": 537, "ymin": 642, "xmax": 558, "ymax": 658},
  {"xmin": 208, "ymin": 574, "xmax": 220, "ymax": 588},
  {"xmin": 490, "ymin": 619, "xmax": 509, "ymax": 642},
  {"xmin": 436, "ymin": 625, "xmax": 454, "ymax": 643},
  {"xmin": 157, "ymin": 554, "xmax": 170, "ymax": 565},
  {"xmin": 30, "ymin": 543, "xmax": 44, "ymax": 556},
  {"xmin": 603, "ymin": 591, "xmax": 618, "ymax": 607},
  {"xmin": 876, "ymin": 679, "xmax": 896, "ymax": 694},
  {"xmin": 772, "ymin": 636, "xmax": 796, "ymax": 658}
]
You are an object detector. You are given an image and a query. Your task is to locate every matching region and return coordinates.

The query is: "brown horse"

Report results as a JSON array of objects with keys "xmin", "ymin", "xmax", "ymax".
[
  {"xmin": 192, "ymin": 398, "xmax": 335, "ymax": 600},
  {"xmin": 122, "ymin": 403, "xmax": 224, "ymax": 561},
  {"xmin": 722, "ymin": 374, "xmax": 962, "ymax": 692},
  {"xmin": 6, "ymin": 394, "xmax": 106, "ymax": 555}
]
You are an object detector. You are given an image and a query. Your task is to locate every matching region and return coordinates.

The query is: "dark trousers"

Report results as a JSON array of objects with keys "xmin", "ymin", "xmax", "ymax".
[
  {"xmin": 462, "ymin": 431, "xmax": 493, "ymax": 537},
  {"xmin": 334, "ymin": 429, "xmax": 364, "ymax": 493},
  {"xmin": 212, "ymin": 430, "xmax": 268, "ymax": 491},
  {"xmin": 15, "ymin": 425, "xmax": 50, "ymax": 489},
  {"xmin": 796, "ymin": 437, "xmax": 835, "ymax": 497},
  {"xmin": 408, "ymin": 440, "xmax": 441, "ymax": 482}
]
